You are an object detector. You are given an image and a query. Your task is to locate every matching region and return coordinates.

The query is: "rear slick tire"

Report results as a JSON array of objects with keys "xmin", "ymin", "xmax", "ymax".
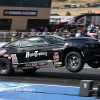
[{"xmin": 0, "ymin": 58, "xmax": 14, "ymax": 76}]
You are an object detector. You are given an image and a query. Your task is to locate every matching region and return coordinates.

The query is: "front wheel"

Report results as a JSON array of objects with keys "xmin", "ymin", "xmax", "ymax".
[
  {"xmin": 0, "ymin": 58, "xmax": 14, "ymax": 76},
  {"xmin": 65, "ymin": 52, "xmax": 84, "ymax": 72}
]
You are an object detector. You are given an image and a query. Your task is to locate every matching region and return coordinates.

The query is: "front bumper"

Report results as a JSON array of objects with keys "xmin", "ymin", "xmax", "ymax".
[{"xmin": 85, "ymin": 49, "xmax": 100, "ymax": 61}]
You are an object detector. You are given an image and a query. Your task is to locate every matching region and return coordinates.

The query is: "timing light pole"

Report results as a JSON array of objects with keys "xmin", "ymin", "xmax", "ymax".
[{"xmin": 78, "ymin": 0, "xmax": 80, "ymax": 15}]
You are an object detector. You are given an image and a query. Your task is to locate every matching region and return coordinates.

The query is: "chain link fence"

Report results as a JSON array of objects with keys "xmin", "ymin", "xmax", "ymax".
[
  {"xmin": 0, "ymin": 32, "xmax": 73, "ymax": 42},
  {"xmin": 0, "ymin": 31, "xmax": 96, "ymax": 43}
]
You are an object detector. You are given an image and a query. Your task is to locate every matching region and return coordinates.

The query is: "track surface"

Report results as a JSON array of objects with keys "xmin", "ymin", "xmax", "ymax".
[{"xmin": 0, "ymin": 67, "xmax": 100, "ymax": 87}]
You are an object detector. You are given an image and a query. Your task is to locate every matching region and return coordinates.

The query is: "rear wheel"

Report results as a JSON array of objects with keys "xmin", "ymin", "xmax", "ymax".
[
  {"xmin": 65, "ymin": 52, "xmax": 84, "ymax": 72},
  {"xmin": 23, "ymin": 69, "xmax": 37, "ymax": 74},
  {"xmin": 0, "ymin": 58, "xmax": 14, "ymax": 76},
  {"xmin": 87, "ymin": 61, "xmax": 100, "ymax": 68}
]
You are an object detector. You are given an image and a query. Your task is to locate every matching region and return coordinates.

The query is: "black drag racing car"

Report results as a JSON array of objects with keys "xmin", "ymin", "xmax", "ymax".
[{"xmin": 0, "ymin": 35, "xmax": 100, "ymax": 75}]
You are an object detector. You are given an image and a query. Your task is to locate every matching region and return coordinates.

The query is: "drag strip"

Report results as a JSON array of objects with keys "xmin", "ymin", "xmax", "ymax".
[
  {"xmin": 0, "ymin": 66, "xmax": 99, "ymax": 100},
  {"xmin": 0, "ymin": 66, "xmax": 100, "ymax": 87}
]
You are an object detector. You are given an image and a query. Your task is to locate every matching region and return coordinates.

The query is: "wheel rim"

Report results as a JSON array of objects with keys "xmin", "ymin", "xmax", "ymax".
[
  {"xmin": 0, "ymin": 60, "xmax": 8, "ymax": 72},
  {"xmin": 67, "ymin": 55, "xmax": 80, "ymax": 69}
]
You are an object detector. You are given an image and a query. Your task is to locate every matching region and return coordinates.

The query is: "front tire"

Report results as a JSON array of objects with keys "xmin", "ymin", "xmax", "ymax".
[
  {"xmin": 65, "ymin": 52, "xmax": 84, "ymax": 72},
  {"xmin": 0, "ymin": 58, "xmax": 14, "ymax": 76}
]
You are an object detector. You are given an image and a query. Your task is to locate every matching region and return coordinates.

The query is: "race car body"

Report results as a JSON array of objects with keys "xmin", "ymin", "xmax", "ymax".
[{"xmin": 0, "ymin": 35, "xmax": 100, "ymax": 75}]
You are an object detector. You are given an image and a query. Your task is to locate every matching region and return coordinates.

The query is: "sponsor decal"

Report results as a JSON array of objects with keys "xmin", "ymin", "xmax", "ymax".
[
  {"xmin": 56, "ymin": 64, "xmax": 62, "ymax": 67},
  {"xmin": 83, "ymin": 83, "xmax": 87, "ymax": 88},
  {"xmin": 12, "ymin": 60, "xmax": 18, "ymax": 63},
  {"xmin": 54, "ymin": 52, "xmax": 59, "ymax": 55},
  {"xmin": 25, "ymin": 63, "xmax": 37, "ymax": 67},
  {"xmin": 4, "ymin": 54, "xmax": 9, "ymax": 57},
  {"xmin": 52, "ymin": 48, "xmax": 64, "ymax": 51},
  {"xmin": 12, "ymin": 57, "xmax": 17, "ymax": 60},
  {"xmin": 53, "ymin": 55, "xmax": 59, "ymax": 59},
  {"xmin": 60, "ymin": 48, "xmax": 64, "ymax": 50},
  {"xmin": 11, "ymin": 54, "xmax": 16, "ymax": 57},
  {"xmin": 50, "ymin": 65, "xmax": 55, "ymax": 67},
  {"xmin": 12, "ymin": 65, "xmax": 18, "ymax": 68},
  {"xmin": 44, "ymin": 65, "xmax": 49, "ymax": 68},
  {"xmin": 26, "ymin": 51, "xmax": 47, "ymax": 58},
  {"xmin": 21, "ymin": 67, "xmax": 28, "ymax": 70},
  {"xmin": 48, "ymin": 60, "xmax": 52, "ymax": 62},
  {"xmin": 54, "ymin": 62, "xmax": 62, "ymax": 65},
  {"xmin": 0, "ymin": 50, "xmax": 7, "ymax": 54},
  {"xmin": 3, "ymin": 50, "xmax": 6, "ymax": 53},
  {"xmin": 38, "ymin": 63, "xmax": 45, "ymax": 66},
  {"xmin": 25, "ymin": 64, "xmax": 31, "ymax": 67},
  {"xmin": 36, "ymin": 66, "xmax": 43, "ymax": 68},
  {"xmin": 54, "ymin": 59, "xmax": 59, "ymax": 62},
  {"xmin": 8, "ymin": 56, "xmax": 11, "ymax": 59},
  {"xmin": 32, "ymin": 64, "xmax": 37, "ymax": 66},
  {"xmin": 52, "ymin": 48, "xmax": 59, "ymax": 51},
  {"xmin": 46, "ymin": 62, "xmax": 53, "ymax": 65}
]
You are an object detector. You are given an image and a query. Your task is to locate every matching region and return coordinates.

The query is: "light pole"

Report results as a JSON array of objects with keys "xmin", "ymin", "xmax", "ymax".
[{"xmin": 78, "ymin": 0, "xmax": 80, "ymax": 15}]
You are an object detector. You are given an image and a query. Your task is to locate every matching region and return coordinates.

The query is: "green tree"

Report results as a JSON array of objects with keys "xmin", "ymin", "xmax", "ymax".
[
  {"xmin": 87, "ymin": 10, "xmax": 92, "ymax": 13},
  {"xmin": 66, "ymin": 11, "xmax": 71, "ymax": 16}
]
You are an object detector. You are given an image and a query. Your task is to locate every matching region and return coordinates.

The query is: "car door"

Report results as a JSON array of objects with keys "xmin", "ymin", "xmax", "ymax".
[{"xmin": 17, "ymin": 37, "xmax": 53, "ymax": 63}]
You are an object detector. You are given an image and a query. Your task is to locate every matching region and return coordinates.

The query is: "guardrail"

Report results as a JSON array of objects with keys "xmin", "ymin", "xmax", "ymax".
[
  {"xmin": 0, "ymin": 31, "xmax": 95, "ymax": 43},
  {"xmin": 0, "ymin": 32, "xmax": 72, "ymax": 42}
]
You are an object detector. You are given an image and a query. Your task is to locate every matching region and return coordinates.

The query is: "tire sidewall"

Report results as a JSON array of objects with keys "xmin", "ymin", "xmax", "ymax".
[
  {"xmin": 65, "ymin": 52, "xmax": 84, "ymax": 72},
  {"xmin": 0, "ymin": 58, "xmax": 13, "ymax": 75}
]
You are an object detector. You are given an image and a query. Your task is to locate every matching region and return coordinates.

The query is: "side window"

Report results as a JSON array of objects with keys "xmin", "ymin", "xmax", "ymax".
[
  {"xmin": 21, "ymin": 37, "xmax": 48, "ymax": 47},
  {"xmin": 4, "ymin": 41, "xmax": 20, "ymax": 47},
  {"xmin": 13, "ymin": 41, "xmax": 20, "ymax": 46},
  {"xmin": 35, "ymin": 38, "xmax": 47, "ymax": 45}
]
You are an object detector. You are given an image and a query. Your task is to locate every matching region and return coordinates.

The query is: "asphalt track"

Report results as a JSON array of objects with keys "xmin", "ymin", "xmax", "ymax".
[
  {"xmin": 0, "ymin": 65, "xmax": 100, "ymax": 87},
  {"xmin": 0, "ymin": 65, "xmax": 100, "ymax": 100}
]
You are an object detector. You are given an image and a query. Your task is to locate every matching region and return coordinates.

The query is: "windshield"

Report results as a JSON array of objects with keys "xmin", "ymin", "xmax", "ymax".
[{"xmin": 45, "ymin": 35, "xmax": 64, "ymax": 43}]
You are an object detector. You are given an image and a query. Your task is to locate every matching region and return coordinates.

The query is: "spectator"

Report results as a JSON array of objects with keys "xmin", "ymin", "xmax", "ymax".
[
  {"xmin": 87, "ymin": 26, "xmax": 92, "ymax": 33},
  {"xmin": 58, "ymin": 29, "xmax": 62, "ymax": 36},
  {"xmin": 83, "ymin": 27, "xmax": 87, "ymax": 34},
  {"xmin": 44, "ymin": 26, "xmax": 48, "ymax": 32},
  {"xmin": 55, "ymin": 29, "xmax": 58, "ymax": 32},
  {"xmin": 42, "ymin": 31, "xmax": 47, "ymax": 35},
  {"xmin": 83, "ymin": 32, "xmax": 89, "ymax": 37},
  {"xmin": 96, "ymin": 27, "xmax": 99, "ymax": 36},
  {"xmin": 62, "ymin": 33, "xmax": 66, "ymax": 38},
  {"xmin": 53, "ymin": 32, "xmax": 58, "ymax": 36},
  {"xmin": 75, "ymin": 31, "xmax": 81, "ymax": 37},
  {"xmin": 90, "ymin": 22, "xmax": 95, "ymax": 28},
  {"xmin": 98, "ymin": 30, "xmax": 100, "ymax": 40},
  {"xmin": 70, "ymin": 32, "xmax": 75, "ymax": 37},
  {"xmin": 30, "ymin": 27, "xmax": 36, "ymax": 32},
  {"xmin": 51, "ymin": 25, "xmax": 55, "ymax": 32},
  {"xmin": 48, "ymin": 27, "xmax": 52, "ymax": 32},
  {"xmin": 11, "ymin": 33, "xmax": 16, "ymax": 41},
  {"xmin": 90, "ymin": 22, "xmax": 95, "ymax": 32}
]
